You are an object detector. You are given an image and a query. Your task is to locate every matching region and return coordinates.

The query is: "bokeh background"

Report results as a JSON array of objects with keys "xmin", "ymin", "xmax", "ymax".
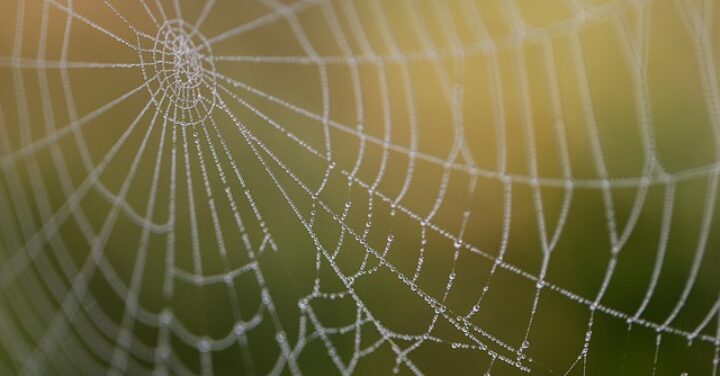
[{"xmin": 1, "ymin": 0, "xmax": 719, "ymax": 374}]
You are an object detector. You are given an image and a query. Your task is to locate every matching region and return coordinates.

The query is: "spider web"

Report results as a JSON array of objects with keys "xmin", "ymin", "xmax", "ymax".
[{"xmin": 0, "ymin": 0, "xmax": 719, "ymax": 375}]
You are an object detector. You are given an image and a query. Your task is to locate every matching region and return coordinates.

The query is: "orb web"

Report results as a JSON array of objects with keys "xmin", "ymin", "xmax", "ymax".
[
  {"xmin": 0, "ymin": 0, "xmax": 719, "ymax": 375},
  {"xmin": 139, "ymin": 19, "xmax": 217, "ymax": 127}
]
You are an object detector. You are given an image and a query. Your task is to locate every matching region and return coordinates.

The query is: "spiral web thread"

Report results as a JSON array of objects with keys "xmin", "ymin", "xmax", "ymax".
[{"xmin": 0, "ymin": 0, "xmax": 719, "ymax": 375}]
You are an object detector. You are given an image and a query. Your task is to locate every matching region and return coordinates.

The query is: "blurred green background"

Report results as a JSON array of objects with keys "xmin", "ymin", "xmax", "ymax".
[{"xmin": 0, "ymin": 0, "xmax": 719, "ymax": 374}]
